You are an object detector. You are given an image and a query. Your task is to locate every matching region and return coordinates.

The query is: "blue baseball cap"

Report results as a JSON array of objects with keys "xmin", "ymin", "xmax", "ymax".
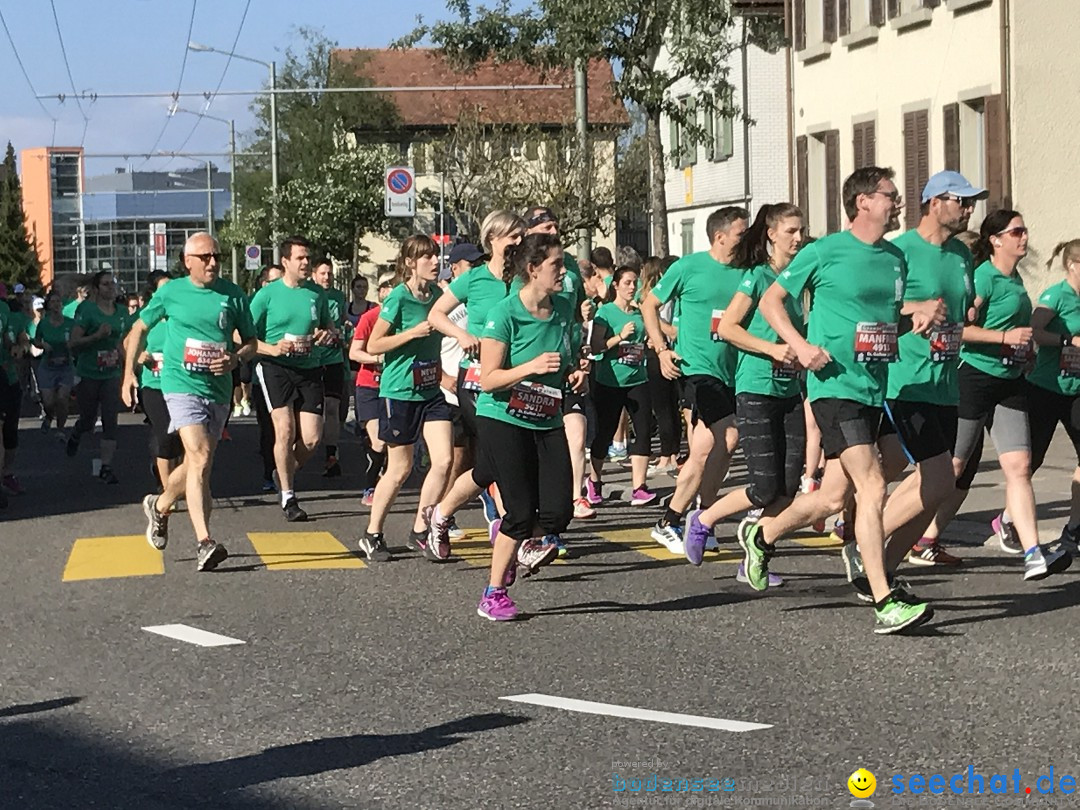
[
  {"xmin": 920, "ymin": 170, "xmax": 989, "ymax": 204},
  {"xmin": 448, "ymin": 243, "xmax": 484, "ymax": 264}
]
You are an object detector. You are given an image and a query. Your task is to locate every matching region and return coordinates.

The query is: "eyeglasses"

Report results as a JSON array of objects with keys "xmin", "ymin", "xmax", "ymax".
[
  {"xmin": 867, "ymin": 190, "xmax": 902, "ymax": 203},
  {"xmin": 996, "ymin": 226, "xmax": 1028, "ymax": 238},
  {"xmin": 937, "ymin": 194, "xmax": 978, "ymax": 208},
  {"xmin": 188, "ymin": 252, "xmax": 223, "ymax": 263}
]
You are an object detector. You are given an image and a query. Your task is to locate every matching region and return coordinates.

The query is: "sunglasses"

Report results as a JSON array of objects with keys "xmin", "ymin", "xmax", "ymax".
[
  {"xmin": 868, "ymin": 190, "xmax": 902, "ymax": 203},
  {"xmin": 996, "ymin": 227, "xmax": 1028, "ymax": 238},
  {"xmin": 938, "ymin": 193, "xmax": 978, "ymax": 208},
  {"xmin": 188, "ymin": 252, "xmax": 223, "ymax": 263}
]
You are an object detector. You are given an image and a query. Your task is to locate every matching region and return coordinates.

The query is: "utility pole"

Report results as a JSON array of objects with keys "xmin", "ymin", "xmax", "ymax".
[
  {"xmin": 574, "ymin": 59, "xmax": 591, "ymax": 260},
  {"xmin": 269, "ymin": 60, "xmax": 280, "ymax": 262},
  {"xmin": 229, "ymin": 119, "xmax": 239, "ymax": 282},
  {"xmin": 206, "ymin": 161, "xmax": 214, "ymax": 237}
]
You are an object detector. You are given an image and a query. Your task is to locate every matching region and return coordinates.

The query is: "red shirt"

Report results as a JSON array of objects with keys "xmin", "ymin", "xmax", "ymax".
[{"xmin": 352, "ymin": 305, "xmax": 383, "ymax": 389}]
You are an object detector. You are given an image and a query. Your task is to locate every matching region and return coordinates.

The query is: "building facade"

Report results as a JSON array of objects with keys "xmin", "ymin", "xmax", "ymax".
[{"xmin": 21, "ymin": 147, "xmax": 85, "ymax": 288}]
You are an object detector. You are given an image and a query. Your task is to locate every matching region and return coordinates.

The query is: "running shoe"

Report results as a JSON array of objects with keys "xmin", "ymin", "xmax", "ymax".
[
  {"xmin": 261, "ymin": 479, "xmax": 277, "ymax": 494},
  {"xmin": 1, "ymin": 474, "xmax": 25, "ymax": 496},
  {"xmin": 196, "ymin": 538, "xmax": 228, "ymax": 572},
  {"xmin": 736, "ymin": 563, "xmax": 784, "ymax": 587},
  {"xmin": 516, "ymin": 537, "xmax": 559, "ymax": 578},
  {"xmin": 1023, "ymin": 544, "xmax": 1072, "ymax": 581},
  {"xmin": 738, "ymin": 523, "xmax": 773, "ymax": 591},
  {"xmin": 1056, "ymin": 524, "xmax": 1079, "ymax": 556},
  {"xmin": 736, "ymin": 512, "xmax": 760, "ymax": 549},
  {"xmin": 584, "ymin": 478, "xmax": 603, "ymax": 506},
  {"xmin": 98, "ymin": 465, "xmax": 119, "ymax": 485},
  {"xmin": 684, "ymin": 509, "xmax": 711, "ymax": 566},
  {"xmin": 630, "ymin": 486, "xmax": 657, "ymax": 506},
  {"xmin": 447, "ymin": 516, "xmax": 465, "ymax": 540},
  {"xmin": 322, "ymin": 457, "xmax": 342, "ymax": 478},
  {"xmin": 426, "ymin": 506, "xmax": 452, "ymax": 561},
  {"xmin": 282, "ymin": 498, "xmax": 308, "ymax": 522},
  {"xmin": 873, "ymin": 595, "xmax": 933, "ymax": 635},
  {"xmin": 407, "ymin": 508, "xmax": 430, "ymax": 553},
  {"xmin": 232, "ymin": 403, "xmax": 243, "ymax": 418},
  {"xmin": 840, "ymin": 542, "xmax": 864, "ymax": 583},
  {"xmin": 608, "ymin": 443, "xmax": 628, "ymax": 462},
  {"xmin": 477, "ymin": 486, "xmax": 500, "ymax": 529},
  {"xmin": 40, "ymin": 416, "xmax": 50, "ymax": 433},
  {"xmin": 358, "ymin": 531, "xmax": 393, "ymax": 562},
  {"xmin": 573, "ymin": 497, "xmax": 596, "ymax": 519},
  {"xmin": 65, "ymin": 431, "xmax": 80, "ymax": 457},
  {"xmin": 361, "ymin": 488, "xmax": 375, "ymax": 507},
  {"xmin": 142, "ymin": 493, "xmax": 169, "ymax": 550},
  {"xmin": 241, "ymin": 400, "xmax": 253, "ymax": 417},
  {"xmin": 553, "ymin": 535, "xmax": 568, "ymax": 558},
  {"xmin": 650, "ymin": 520, "xmax": 684, "ymax": 555},
  {"xmin": 908, "ymin": 541, "xmax": 962, "ymax": 567},
  {"xmin": 852, "ymin": 574, "xmax": 911, "ymax": 604},
  {"xmin": 992, "ymin": 513, "xmax": 1023, "ymax": 555},
  {"xmin": 477, "ymin": 588, "xmax": 518, "ymax": 621}
]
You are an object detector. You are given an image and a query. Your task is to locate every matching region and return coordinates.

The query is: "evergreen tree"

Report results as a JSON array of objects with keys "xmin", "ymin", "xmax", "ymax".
[{"xmin": 0, "ymin": 142, "xmax": 42, "ymax": 289}]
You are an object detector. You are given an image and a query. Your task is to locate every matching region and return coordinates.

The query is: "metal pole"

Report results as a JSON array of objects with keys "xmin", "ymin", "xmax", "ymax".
[
  {"xmin": 206, "ymin": 161, "xmax": 214, "ymax": 237},
  {"xmin": 270, "ymin": 61, "xmax": 280, "ymax": 263},
  {"xmin": 440, "ymin": 173, "xmax": 446, "ymax": 273},
  {"xmin": 574, "ymin": 59, "xmax": 591, "ymax": 259},
  {"xmin": 229, "ymin": 119, "xmax": 238, "ymax": 283}
]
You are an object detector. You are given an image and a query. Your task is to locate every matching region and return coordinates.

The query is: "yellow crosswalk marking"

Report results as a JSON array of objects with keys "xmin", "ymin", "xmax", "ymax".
[
  {"xmin": 595, "ymin": 528, "xmax": 741, "ymax": 564},
  {"xmin": 791, "ymin": 534, "xmax": 843, "ymax": 549},
  {"xmin": 246, "ymin": 531, "xmax": 365, "ymax": 570},
  {"xmin": 62, "ymin": 535, "xmax": 164, "ymax": 582}
]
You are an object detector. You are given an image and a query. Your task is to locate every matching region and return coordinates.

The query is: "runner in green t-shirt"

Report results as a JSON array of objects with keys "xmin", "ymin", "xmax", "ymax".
[
  {"xmin": 122, "ymin": 233, "xmax": 257, "ymax": 571},
  {"xmin": 359, "ymin": 235, "xmax": 454, "ymax": 564},
  {"xmin": 754, "ymin": 167, "xmax": 944, "ymax": 634},
  {"xmin": 683, "ymin": 204, "xmax": 806, "ymax": 576},
  {"xmin": 31, "ymin": 291, "xmax": 77, "ymax": 436},
  {"xmin": 249, "ymin": 236, "xmax": 336, "ymax": 523},
  {"xmin": 312, "ymin": 258, "xmax": 349, "ymax": 479},
  {"xmin": 427, "ymin": 211, "xmax": 526, "ymax": 561},
  {"xmin": 0, "ymin": 297, "xmax": 30, "ymax": 503},
  {"xmin": 640, "ymin": 206, "xmax": 750, "ymax": 556},
  {"xmin": 66, "ymin": 271, "xmax": 130, "ymax": 484}
]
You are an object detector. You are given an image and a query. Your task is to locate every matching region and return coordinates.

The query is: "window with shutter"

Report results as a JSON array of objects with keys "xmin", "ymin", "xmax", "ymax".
[
  {"xmin": 797, "ymin": 135, "xmax": 809, "ymax": 217},
  {"xmin": 984, "ymin": 94, "xmax": 1009, "ymax": 211},
  {"xmin": 704, "ymin": 97, "xmax": 716, "ymax": 161},
  {"xmin": 839, "ymin": 0, "xmax": 850, "ymax": 36},
  {"xmin": 871, "ymin": 0, "xmax": 885, "ymax": 25},
  {"xmin": 903, "ymin": 110, "xmax": 930, "ymax": 228},
  {"xmin": 823, "ymin": 1, "xmax": 838, "ymax": 42},
  {"xmin": 852, "ymin": 121, "xmax": 876, "ymax": 169},
  {"xmin": 886, "ymin": 0, "xmax": 900, "ymax": 17},
  {"xmin": 943, "ymin": 103, "xmax": 960, "ymax": 172},
  {"xmin": 794, "ymin": 0, "xmax": 807, "ymax": 50},
  {"xmin": 685, "ymin": 97, "xmax": 699, "ymax": 167},
  {"xmin": 824, "ymin": 130, "xmax": 841, "ymax": 233},
  {"xmin": 853, "ymin": 126, "xmax": 864, "ymax": 171}
]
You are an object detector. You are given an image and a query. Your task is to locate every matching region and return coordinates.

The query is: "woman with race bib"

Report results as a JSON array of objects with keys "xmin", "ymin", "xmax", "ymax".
[
  {"xmin": 67, "ymin": 271, "xmax": 129, "ymax": 484},
  {"xmin": 359, "ymin": 235, "xmax": 453, "ymax": 563},
  {"xmin": 473, "ymin": 232, "xmax": 588, "ymax": 621},
  {"xmin": 31, "ymin": 290, "xmax": 76, "ymax": 438}
]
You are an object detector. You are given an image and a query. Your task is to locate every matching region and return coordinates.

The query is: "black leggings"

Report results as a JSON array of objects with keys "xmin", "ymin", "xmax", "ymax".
[
  {"xmin": 75, "ymin": 377, "xmax": 120, "ymax": 441},
  {"xmin": 590, "ymin": 380, "xmax": 653, "ymax": 459},
  {"xmin": 252, "ymin": 380, "xmax": 276, "ymax": 480},
  {"xmin": 139, "ymin": 386, "xmax": 183, "ymax": 460},
  {"xmin": 646, "ymin": 348, "xmax": 681, "ymax": 456},
  {"xmin": 0, "ymin": 379, "xmax": 20, "ymax": 451},
  {"xmin": 473, "ymin": 416, "xmax": 572, "ymax": 542},
  {"xmin": 1030, "ymin": 388, "xmax": 1080, "ymax": 472},
  {"xmin": 735, "ymin": 393, "xmax": 805, "ymax": 508}
]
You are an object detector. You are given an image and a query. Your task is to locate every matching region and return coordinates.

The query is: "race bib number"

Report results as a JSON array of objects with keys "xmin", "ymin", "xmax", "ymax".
[
  {"xmin": 96, "ymin": 349, "xmax": 119, "ymax": 370},
  {"xmin": 149, "ymin": 352, "xmax": 165, "ymax": 377},
  {"xmin": 771, "ymin": 356, "xmax": 801, "ymax": 379},
  {"xmin": 285, "ymin": 333, "xmax": 313, "ymax": 357},
  {"xmin": 710, "ymin": 309, "xmax": 725, "ymax": 342},
  {"xmin": 507, "ymin": 382, "xmax": 562, "ymax": 423},
  {"xmin": 411, "ymin": 359, "xmax": 440, "ymax": 391},
  {"xmin": 616, "ymin": 342, "xmax": 645, "ymax": 366},
  {"xmin": 1001, "ymin": 341, "xmax": 1031, "ymax": 367},
  {"xmin": 854, "ymin": 322, "xmax": 898, "ymax": 363},
  {"xmin": 182, "ymin": 339, "xmax": 225, "ymax": 373},
  {"xmin": 929, "ymin": 323, "xmax": 963, "ymax": 363},
  {"xmin": 461, "ymin": 361, "xmax": 482, "ymax": 391},
  {"xmin": 1060, "ymin": 345, "xmax": 1080, "ymax": 378}
]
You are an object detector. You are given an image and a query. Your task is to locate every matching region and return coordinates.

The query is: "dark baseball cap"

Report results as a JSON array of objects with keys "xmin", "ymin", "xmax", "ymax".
[{"xmin": 448, "ymin": 243, "xmax": 484, "ymax": 264}]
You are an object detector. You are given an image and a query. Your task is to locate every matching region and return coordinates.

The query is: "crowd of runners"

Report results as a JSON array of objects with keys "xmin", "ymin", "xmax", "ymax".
[{"xmin": 3, "ymin": 166, "xmax": 1080, "ymax": 634}]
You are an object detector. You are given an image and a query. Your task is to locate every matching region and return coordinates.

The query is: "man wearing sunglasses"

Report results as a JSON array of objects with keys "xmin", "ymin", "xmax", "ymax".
[{"xmin": 122, "ymin": 232, "xmax": 257, "ymax": 571}]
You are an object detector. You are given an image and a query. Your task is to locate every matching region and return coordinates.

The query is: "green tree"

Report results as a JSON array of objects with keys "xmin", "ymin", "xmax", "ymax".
[
  {"xmin": 400, "ymin": 0, "xmax": 785, "ymax": 255},
  {"xmin": 0, "ymin": 142, "xmax": 41, "ymax": 288}
]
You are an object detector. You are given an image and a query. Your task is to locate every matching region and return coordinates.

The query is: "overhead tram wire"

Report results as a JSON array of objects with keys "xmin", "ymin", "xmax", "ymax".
[
  {"xmin": 49, "ymin": 0, "xmax": 90, "ymax": 145},
  {"xmin": 0, "ymin": 6, "xmax": 59, "ymax": 145},
  {"xmin": 139, "ymin": 0, "xmax": 199, "ymax": 168}
]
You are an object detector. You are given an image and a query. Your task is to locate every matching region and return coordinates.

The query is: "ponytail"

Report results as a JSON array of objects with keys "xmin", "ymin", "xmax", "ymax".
[
  {"xmin": 732, "ymin": 202, "xmax": 803, "ymax": 269},
  {"xmin": 1047, "ymin": 239, "xmax": 1080, "ymax": 271}
]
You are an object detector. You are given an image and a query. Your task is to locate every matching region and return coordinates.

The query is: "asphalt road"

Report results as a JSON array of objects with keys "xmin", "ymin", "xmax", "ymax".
[{"xmin": 2, "ymin": 409, "xmax": 1080, "ymax": 809}]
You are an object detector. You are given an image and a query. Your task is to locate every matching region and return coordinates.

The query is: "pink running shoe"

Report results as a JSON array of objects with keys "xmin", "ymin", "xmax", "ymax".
[{"xmin": 477, "ymin": 588, "xmax": 518, "ymax": 621}]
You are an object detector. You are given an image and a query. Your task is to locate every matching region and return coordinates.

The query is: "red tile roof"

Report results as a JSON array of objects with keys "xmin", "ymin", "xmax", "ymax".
[{"xmin": 332, "ymin": 48, "xmax": 629, "ymax": 128}]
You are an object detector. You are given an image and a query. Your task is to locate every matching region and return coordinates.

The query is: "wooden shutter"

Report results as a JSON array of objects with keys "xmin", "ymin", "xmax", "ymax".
[
  {"xmin": 870, "ymin": 0, "xmax": 885, "ymax": 25},
  {"xmin": 839, "ymin": 0, "xmax": 850, "ymax": 36},
  {"xmin": 669, "ymin": 115, "xmax": 680, "ymax": 168},
  {"xmin": 825, "ymin": 129, "xmax": 840, "ymax": 233},
  {"xmin": 923, "ymin": 0, "xmax": 941, "ymax": 7},
  {"xmin": 943, "ymin": 102, "xmax": 960, "ymax": 172},
  {"xmin": 853, "ymin": 121, "xmax": 876, "ymax": 169},
  {"xmin": 796, "ymin": 135, "xmax": 809, "ymax": 217},
  {"xmin": 984, "ymin": 93, "xmax": 1010, "ymax": 211},
  {"xmin": 685, "ymin": 97, "xmax": 698, "ymax": 166},
  {"xmin": 823, "ymin": 1, "xmax": 838, "ymax": 43},
  {"xmin": 886, "ymin": 0, "xmax": 900, "ymax": 17},
  {"xmin": 903, "ymin": 110, "xmax": 930, "ymax": 228},
  {"xmin": 853, "ymin": 125, "xmax": 864, "ymax": 171},
  {"xmin": 704, "ymin": 97, "xmax": 716, "ymax": 161},
  {"xmin": 794, "ymin": 0, "xmax": 806, "ymax": 51}
]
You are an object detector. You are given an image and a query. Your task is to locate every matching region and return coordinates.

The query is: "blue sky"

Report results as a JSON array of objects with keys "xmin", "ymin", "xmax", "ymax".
[{"xmin": 0, "ymin": 0, "xmax": 458, "ymax": 174}]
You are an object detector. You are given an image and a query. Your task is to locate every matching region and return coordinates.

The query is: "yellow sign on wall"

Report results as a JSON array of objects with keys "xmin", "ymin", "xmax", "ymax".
[{"xmin": 683, "ymin": 167, "xmax": 693, "ymax": 205}]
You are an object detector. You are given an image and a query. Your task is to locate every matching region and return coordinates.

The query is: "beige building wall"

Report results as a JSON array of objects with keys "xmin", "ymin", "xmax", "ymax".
[
  {"xmin": 793, "ymin": 1, "xmax": 1001, "ymax": 236},
  {"xmin": 1009, "ymin": 0, "xmax": 1080, "ymax": 294}
]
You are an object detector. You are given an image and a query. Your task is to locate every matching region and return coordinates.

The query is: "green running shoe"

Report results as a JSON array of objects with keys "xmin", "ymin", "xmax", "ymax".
[
  {"xmin": 737, "ymin": 522, "xmax": 772, "ymax": 591},
  {"xmin": 873, "ymin": 595, "xmax": 933, "ymax": 635}
]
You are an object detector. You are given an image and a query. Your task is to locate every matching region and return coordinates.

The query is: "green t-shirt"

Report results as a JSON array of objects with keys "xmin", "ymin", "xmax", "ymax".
[
  {"xmin": 314, "ymin": 287, "xmax": 348, "ymax": 367},
  {"xmin": 886, "ymin": 231, "xmax": 974, "ymax": 405},
  {"xmin": 139, "ymin": 276, "xmax": 255, "ymax": 404},
  {"xmin": 734, "ymin": 265, "xmax": 805, "ymax": 399},
  {"xmin": 139, "ymin": 319, "xmax": 169, "ymax": 391},
  {"xmin": 0, "ymin": 302, "xmax": 19, "ymax": 385},
  {"xmin": 776, "ymin": 230, "xmax": 906, "ymax": 407},
  {"xmin": 593, "ymin": 302, "xmax": 647, "ymax": 388},
  {"xmin": 250, "ymin": 278, "xmax": 332, "ymax": 371},
  {"xmin": 650, "ymin": 251, "xmax": 744, "ymax": 384},
  {"xmin": 33, "ymin": 315, "xmax": 76, "ymax": 367},
  {"xmin": 73, "ymin": 301, "xmax": 129, "ymax": 380},
  {"xmin": 378, "ymin": 282, "xmax": 444, "ymax": 402},
  {"xmin": 448, "ymin": 263, "xmax": 509, "ymax": 368},
  {"xmin": 475, "ymin": 293, "xmax": 575, "ymax": 431},
  {"xmin": 959, "ymin": 261, "xmax": 1033, "ymax": 380},
  {"xmin": 62, "ymin": 299, "xmax": 80, "ymax": 319},
  {"xmin": 1028, "ymin": 280, "xmax": 1080, "ymax": 396}
]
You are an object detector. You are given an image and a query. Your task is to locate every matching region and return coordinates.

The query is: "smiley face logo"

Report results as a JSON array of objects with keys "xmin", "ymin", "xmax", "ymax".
[{"xmin": 848, "ymin": 768, "xmax": 876, "ymax": 799}]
